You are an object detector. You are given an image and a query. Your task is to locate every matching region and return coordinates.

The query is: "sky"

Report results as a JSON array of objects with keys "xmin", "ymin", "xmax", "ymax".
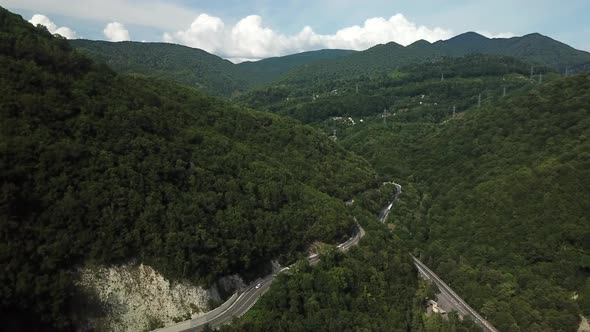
[{"xmin": 3, "ymin": 0, "xmax": 590, "ymax": 62}]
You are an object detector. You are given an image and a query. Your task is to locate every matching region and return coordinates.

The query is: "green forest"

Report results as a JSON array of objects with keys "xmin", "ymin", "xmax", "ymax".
[
  {"xmin": 2, "ymin": 4, "xmax": 590, "ymax": 332},
  {"xmin": 231, "ymin": 46, "xmax": 590, "ymax": 331},
  {"xmin": 220, "ymin": 202, "xmax": 482, "ymax": 332},
  {"xmin": 337, "ymin": 73, "xmax": 590, "ymax": 330},
  {"xmin": 0, "ymin": 8, "xmax": 378, "ymax": 330}
]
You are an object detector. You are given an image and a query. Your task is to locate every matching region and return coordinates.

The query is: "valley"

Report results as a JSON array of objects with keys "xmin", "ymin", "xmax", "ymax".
[{"xmin": 2, "ymin": 4, "xmax": 590, "ymax": 332}]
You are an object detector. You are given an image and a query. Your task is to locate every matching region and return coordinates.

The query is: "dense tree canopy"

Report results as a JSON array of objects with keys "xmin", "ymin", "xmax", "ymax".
[
  {"xmin": 238, "ymin": 54, "xmax": 556, "ymax": 124},
  {"xmin": 3, "ymin": 5, "xmax": 590, "ymax": 332},
  {"xmin": 0, "ymin": 8, "xmax": 377, "ymax": 330},
  {"xmin": 339, "ymin": 72, "xmax": 590, "ymax": 331}
]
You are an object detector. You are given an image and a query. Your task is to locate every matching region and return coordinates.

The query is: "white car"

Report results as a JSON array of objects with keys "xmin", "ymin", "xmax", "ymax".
[{"xmin": 255, "ymin": 283, "xmax": 262, "ymax": 289}]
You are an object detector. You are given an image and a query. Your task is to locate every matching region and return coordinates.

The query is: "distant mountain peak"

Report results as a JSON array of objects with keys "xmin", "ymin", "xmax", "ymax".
[
  {"xmin": 408, "ymin": 39, "xmax": 432, "ymax": 47},
  {"xmin": 448, "ymin": 31, "xmax": 489, "ymax": 42}
]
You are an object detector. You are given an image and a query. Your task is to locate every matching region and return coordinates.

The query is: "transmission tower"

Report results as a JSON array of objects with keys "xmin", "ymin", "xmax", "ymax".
[{"xmin": 478, "ymin": 94, "xmax": 482, "ymax": 108}]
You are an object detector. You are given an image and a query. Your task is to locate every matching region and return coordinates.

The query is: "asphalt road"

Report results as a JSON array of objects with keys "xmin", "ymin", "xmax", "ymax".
[
  {"xmin": 183, "ymin": 274, "xmax": 276, "ymax": 332},
  {"xmin": 379, "ymin": 183, "xmax": 495, "ymax": 331},
  {"xmin": 154, "ymin": 223, "xmax": 365, "ymax": 332},
  {"xmin": 412, "ymin": 256, "xmax": 498, "ymax": 332},
  {"xmin": 379, "ymin": 183, "xmax": 402, "ymax": 223},
  {"xmin": 156, "ymin": 180, "xmax": 494, "ymax": 332}
]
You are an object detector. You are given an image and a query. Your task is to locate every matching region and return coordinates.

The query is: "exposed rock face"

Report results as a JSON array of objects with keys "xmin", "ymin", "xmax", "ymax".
[{"xmin": 78, "ymin": 264, "xmax": 220, "ymax": 332}]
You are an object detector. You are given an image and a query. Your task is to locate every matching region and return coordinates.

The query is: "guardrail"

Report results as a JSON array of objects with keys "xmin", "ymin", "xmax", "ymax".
[
  {"xmin": 189, "ymin": 292, "xmax": 239, "ymax": 327},
  {"xmin": 412, "ymin": 256, "xmax": 498, "ymax": 332},
  {"xmin": 153, "ymin": 293, "xmax": 239, "ymax": 332},
  {"xmin": 154, "ymin": 223, "xmax": 364, "ymax": 332}
]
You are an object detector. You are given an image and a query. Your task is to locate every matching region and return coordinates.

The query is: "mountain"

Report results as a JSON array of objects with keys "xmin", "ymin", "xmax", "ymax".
[
  {"xmin": 239, "ymin": 54, "xmax": 554, "ymax": 124},
  {"xmin": 70, "ymin": 40, "xmax": 355, "ymax": 96},
  {"xmin": 278, "ymin": 32, "xmax": 590, "ymax": 86},
  {"xmin": 70, "ymin": 39, "xmax": 248, "ymax": 97},
  {"xmin": 1, "ymin": 7, "xmax": 377, "ymax": 330},
  {"xmin": 236, "ymin": 49, "xmax": 355, "ymax": 86},
  {"xmin": 236, "ymin": 47, "xmax": 590, "ymax": 330},
  {"xmin": 70, "ymin": 32, "xmax": 590, "ymax": 97},
  {"xmin": 437, "ymin": 32, "xmax": 590, "ymax": 71},
  {"xmin": 339, "ymin": 72, "xmax": 590, "ymax": 331}
]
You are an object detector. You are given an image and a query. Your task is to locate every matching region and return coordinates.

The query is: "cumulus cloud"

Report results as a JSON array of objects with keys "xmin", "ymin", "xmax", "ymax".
[
  {"xmin": 103, "ymin": 22, "xmax": 131, "ymax": 41},
  {"xmin": 164, "ymin": 13, "xmax": 453, "ymax": 62},
  {"xmin": 28, "ymin": 14, "xmax": 77, "ymax": 39},
  {"xmin": 477, "ymin": 30, "xmax": 515, "ymax": 39}
]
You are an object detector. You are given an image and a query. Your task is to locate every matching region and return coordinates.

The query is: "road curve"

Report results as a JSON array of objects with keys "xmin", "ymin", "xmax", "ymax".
[
  {"xmin": 157, "ymin": 181, "xmax": 488, "ymax": 332},
  {"xmin": 379, "ymin": 183, "xmax": 402, "ymax": 223},
  {"xmin": 154, "ymin": 223, "xmax": 365, "ymax": 332}
]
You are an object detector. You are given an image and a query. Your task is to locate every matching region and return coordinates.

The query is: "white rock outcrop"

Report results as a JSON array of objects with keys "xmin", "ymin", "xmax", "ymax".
[{"xmin": 78, "ymin": 263, "xmax": 219, "ymax": 332}]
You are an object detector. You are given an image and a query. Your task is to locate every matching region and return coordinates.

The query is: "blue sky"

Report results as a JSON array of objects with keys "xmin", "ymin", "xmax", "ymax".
[{"xmin": 3, "ymin": 0, "xmax": 589, "ymax": 61}]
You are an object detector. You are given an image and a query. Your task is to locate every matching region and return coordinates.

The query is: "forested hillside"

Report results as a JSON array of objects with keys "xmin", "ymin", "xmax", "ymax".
[
  {"xmin": 236, "ymin": 49, "xmax": 355, "ymax": 87},
  {"xmin": 339, "ymin": 72, "xmax": 590, "ymax": 331},
  {"xmin": 0, "ymin": 8, "xmax": 377, "ymax": 330},
  {"xmin": 70, "ymin": 32, "xmax": 590, "ymax": 101},
  {"xmin": 277, "ymin": 32, "xmax": 590, "ymax": 87},
  {"xmin": 221, "ymin": 202, "xmax": 481, "ymax": 332},
  {"xmin": 219, "ymin": 198, "xmax": 419, "ymax": 331},
  {"xmin": 70, "ymin": 40, "xmax": 355, "ymax": 96},
  {"xmin": 70, "ymin": 39, "xmax": 248, "ymax": 97},
  {"xmin": 239, "ymin": 54, "xmax": 555, "ymax": 124}
]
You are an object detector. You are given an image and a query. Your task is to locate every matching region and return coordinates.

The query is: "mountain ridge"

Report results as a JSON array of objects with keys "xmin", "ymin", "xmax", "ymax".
[
  {"xmin": 69, "ymin": 31, "xmax": 590, "ymax": 96},
  {"xmin": 277, "ymin": 31, "xmax": 590, "ymax": 86}
]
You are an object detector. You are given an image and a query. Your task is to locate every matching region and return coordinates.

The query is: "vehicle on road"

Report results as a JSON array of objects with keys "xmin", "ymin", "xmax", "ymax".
[{"xmin": 255, "ymin": 283, "xmax": 261, "ymax": 289}]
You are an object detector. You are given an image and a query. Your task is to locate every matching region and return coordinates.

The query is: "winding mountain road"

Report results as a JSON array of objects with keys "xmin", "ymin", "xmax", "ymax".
[
  {"xmin": 154, "ymin": 223, "xmax": 365, "ymax": 332},
  {"xmin": 156, "ymin": 181, "xmax": 495, "ymax": 332},
  {"xmin": 379, "ymin": 182, "xmax": 402, "ymax": 223}
]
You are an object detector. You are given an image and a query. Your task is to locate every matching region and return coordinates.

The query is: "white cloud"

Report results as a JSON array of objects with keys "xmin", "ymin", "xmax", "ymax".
[
  {"xmin": 163, "ymin": 14, "xmax": 224, "ymax": 52},
  {"xmin": 477, "ymin": 30, "xmax": 515, "ymax": 39},
  {"xmin": 28, "ymin": 14, "xmax": 77, "ymax": 39},
  {"xmin": 164, "ymin": 13, "xmax": 453, "ymax": 61},
  {"xmin": 104, "ymin": 22, "xmax": 130, "ymax": 42}
]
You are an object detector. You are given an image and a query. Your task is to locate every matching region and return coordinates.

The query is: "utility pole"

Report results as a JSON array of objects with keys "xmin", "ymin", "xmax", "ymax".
[
  {"xmin": 478, "ymin": 94, "xmax": 482, "ymax": 108},
  {"xmin": 503, "ymin": 86, "xmax": 507, "ymax": 97},
  {"xmin": 441, "ymin": 72, "xmax": 444, "ymax": 81},
  {"xmin": 530, "ymin": 66, "xmax": 534, "ymax": 80},
  {"xmin": 356, "ymin": 83, "xmax": 359, "ymax": 94},
  {"xmin": 539, "ymin": 73, "xmax": 543, "ymax": 84},
  {"xmin": 565, "ymin": 67, "xmax": 569, "ymax": 76},
  {"xmin": 333, "ymin": 129, "xmax": 337, "ymax": 140},
  {"xmin": 383, "ymin": 108, "xmax": 388, "ymax": 125},
  {"xmin": 452, "ymin": 105, "xmax": 456, "ymax": 117}
]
